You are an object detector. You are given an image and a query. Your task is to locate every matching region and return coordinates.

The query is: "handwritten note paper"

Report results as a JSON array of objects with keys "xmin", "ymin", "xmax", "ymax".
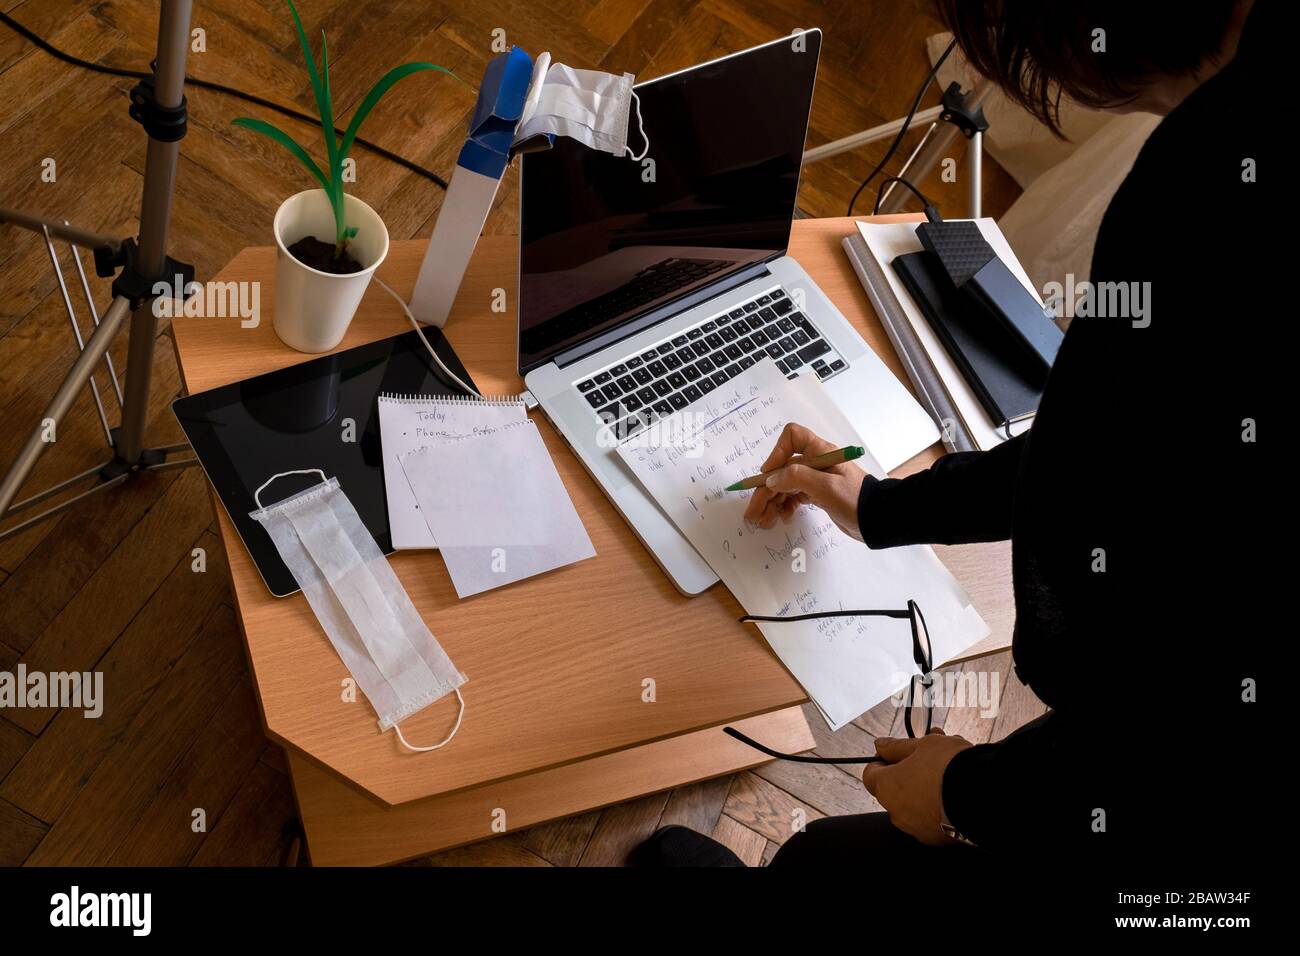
[
  {"xmin": 377, "ymin": 395, "xmax": 527, "ymax": 549},
  {"xmin": 617, "ymin": 361, "xmax": 988, "ymax": 729},
  {"xmin": 401, "ymin": 420, "xmax": 596, "ymax": 599}
]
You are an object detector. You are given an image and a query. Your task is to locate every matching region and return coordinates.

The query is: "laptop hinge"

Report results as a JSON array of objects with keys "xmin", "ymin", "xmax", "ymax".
[{"xmin": 550, "ymin": 261, "xmax": 774, "ymax": 370}]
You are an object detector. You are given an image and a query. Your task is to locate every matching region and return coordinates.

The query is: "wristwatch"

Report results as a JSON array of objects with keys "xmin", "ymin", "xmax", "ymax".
[{"xmin": 939, "ymin": 806, "xmax": 977, "ymax": 847}]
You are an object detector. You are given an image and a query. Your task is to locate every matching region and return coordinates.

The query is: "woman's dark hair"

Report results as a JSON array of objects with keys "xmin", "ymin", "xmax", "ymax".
[{"xmin": 934, "ymin": 0, "xmax": 1241, "ymax": 135}]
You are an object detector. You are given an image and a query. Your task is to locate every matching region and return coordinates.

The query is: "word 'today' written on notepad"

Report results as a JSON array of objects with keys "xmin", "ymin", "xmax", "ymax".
[
  {"xmin": 616, "ymin": 361, "xmax": 988, "ymax": 729},
  {"xmin": 377, "ymin": 393, "xmax": 527, "ymax": 549}
]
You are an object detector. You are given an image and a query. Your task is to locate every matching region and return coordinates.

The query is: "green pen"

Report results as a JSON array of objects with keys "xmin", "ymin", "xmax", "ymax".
[{"xmin": 725, "ymin": 445, "xmax": 865, "ymax": 491}]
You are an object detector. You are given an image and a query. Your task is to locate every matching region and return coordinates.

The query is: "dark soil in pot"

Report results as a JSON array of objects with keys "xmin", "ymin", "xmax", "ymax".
[{"xmin": 287, "ymin": 235, "xmax": 363, "ymax": 274}]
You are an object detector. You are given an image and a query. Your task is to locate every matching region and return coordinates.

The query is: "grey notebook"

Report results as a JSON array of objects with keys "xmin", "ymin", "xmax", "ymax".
[{"xmin": 842, "ymin": 233, "xmax": 975, "ymax": 452}]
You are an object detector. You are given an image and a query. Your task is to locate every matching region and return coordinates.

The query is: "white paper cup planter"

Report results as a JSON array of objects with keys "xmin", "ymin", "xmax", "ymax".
[{"xmin": 271, "ymin": 189, "xmax": 389, "ymax": 354}]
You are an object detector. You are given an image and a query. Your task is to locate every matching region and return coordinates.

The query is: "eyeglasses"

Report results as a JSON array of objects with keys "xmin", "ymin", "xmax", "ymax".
[{"xmin": 724, "ymin": 600, "xmax": 934, "ymax": 764}]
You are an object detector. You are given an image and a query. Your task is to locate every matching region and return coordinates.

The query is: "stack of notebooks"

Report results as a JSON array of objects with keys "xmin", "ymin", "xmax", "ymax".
[{"xmin": 844, "ymin": 218, "xmax": 1050, "ymax": 452}]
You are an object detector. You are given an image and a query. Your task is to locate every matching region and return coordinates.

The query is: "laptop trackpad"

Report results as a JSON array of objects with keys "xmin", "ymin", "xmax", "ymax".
[{"xmin": 601, "ymin": 447, "xmax": 636, "ymax": 492}]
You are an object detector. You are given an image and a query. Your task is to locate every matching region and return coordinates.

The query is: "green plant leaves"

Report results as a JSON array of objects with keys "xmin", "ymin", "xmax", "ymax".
[
  {"xmin": 234, "ymin": 0, "xmax": 464, "ymax": 258},
  {"xmin": 285, "ymin": 0, "xmax": 326, "ymax": 126},
  {"xmin": 337, "ymin": 62, "xmax": 457, "ymax": 163},
  {"xmin": 281, "ymin": 0, "xmax": 343, "ymax": 249},
  {"xmin": 231, "ymin": 117, "xmax": 328, "ymax": 190},
  {"xmin": 319, "ymin": 30, "xmax": 346, "ymax": 248}
]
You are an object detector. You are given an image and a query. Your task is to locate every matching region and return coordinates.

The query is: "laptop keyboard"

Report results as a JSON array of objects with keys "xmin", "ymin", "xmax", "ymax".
[{"xmin": 574, "ymin": 286, "xmax": 847, "ymax": 441}]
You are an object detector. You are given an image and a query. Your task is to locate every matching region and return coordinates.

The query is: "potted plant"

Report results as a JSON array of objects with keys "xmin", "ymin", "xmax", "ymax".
[{"xmin": 234, "ymin": 0, "xmax": 456, "ymax": 353}]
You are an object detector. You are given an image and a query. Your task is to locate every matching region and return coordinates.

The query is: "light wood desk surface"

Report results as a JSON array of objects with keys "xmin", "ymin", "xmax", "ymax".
[{"xmin": 171, "ymin": 216, "xmax": 1013, "ymax": 811}]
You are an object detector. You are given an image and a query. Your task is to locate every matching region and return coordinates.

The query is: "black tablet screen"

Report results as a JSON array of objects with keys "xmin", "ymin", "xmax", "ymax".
[{"xmin": 173, "ymin": 329, "xmax": 478, "ymax": 597}]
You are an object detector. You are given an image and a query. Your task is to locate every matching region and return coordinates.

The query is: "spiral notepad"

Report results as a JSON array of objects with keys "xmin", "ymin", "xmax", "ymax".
[
  {"xmin": 400, "ymin": 419, "xmax": 596, "ymax": 598},
  {"xmin": 377, "ymin": 392, "xmax": 527, "ymax": 549}
]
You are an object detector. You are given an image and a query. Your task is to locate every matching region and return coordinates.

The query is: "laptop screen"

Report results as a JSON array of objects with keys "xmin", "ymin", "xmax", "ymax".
[{"xmin": 518, "ymin": 31, "xmax": 822, "ymax": 373}]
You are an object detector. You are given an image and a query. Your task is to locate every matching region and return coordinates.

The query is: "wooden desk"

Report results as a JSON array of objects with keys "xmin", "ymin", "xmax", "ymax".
[{"xmin": 171, "ymin": 216, "xmax": 1013, "ymax": 865}]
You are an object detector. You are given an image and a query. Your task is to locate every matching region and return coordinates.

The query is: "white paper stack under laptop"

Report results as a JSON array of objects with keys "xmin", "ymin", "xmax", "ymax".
[{"xmin": 616, "ymin": 361, "xmax": 988, "ymax": 729}]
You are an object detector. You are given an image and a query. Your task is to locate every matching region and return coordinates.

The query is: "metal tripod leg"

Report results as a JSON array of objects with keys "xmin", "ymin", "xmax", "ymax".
[
  {"xmin": 42, "ymin": 225, "xmax": 115, "ymax": 448},
  {"xmin": 877, "ymin": 82, "xmax": 991, "ymax": 215},
  {"xmin": 0, "ymin": 297, "xmax": 132, "ymax": 523},
  {"xmin": 0, "ymin": 0, "xmax": 196, "ymax": 537},
  {"xmin": 115, "ymin": 0, "xmax": 191, "ymax": 466},
  {"xmin": 803, "ymin": 78, "xmax": 991, "ymax": 218}
]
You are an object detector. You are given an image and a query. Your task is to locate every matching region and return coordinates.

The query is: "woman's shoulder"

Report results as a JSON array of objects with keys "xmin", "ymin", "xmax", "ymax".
[{"xmin": 1093, "ymin": 72, "xmax": 1272, "ymax": 284}]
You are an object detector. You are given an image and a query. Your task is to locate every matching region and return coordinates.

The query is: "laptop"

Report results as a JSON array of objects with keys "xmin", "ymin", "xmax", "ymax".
[{"xmin": 519, "ymin": 30, "xmax": 939, "ymax": 595}]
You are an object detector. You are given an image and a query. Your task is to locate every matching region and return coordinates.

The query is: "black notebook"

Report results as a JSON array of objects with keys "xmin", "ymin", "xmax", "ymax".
[{"xmin": 892, "ymin": 250, "xmax": 1044, "ymax": 430}]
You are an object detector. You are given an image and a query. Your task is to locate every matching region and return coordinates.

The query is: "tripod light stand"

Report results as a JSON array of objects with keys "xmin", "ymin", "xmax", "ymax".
[
  {"xmin": 804, "ymin": 79, "xmax": 992, "ymax": 216},
  {"xmin": 0, "ymin": 0, "xmax": 198, "ymax": 542}
]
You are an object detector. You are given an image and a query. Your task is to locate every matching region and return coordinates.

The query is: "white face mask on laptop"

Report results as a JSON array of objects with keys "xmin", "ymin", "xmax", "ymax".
[
  {"xmin": 515, "ymin": 60, "xmax": 650, "ymax": 161},
  {"xmin": 250, "ymin": 470, "xmax": 466, "ymax": 753}
]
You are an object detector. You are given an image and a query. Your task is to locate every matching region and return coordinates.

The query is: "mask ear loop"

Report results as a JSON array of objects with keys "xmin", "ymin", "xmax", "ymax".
[
  {"xmin": 254, "ymin": 469, "xmax": 328, "ymax": 509},
  {"xmin": 393, "ymin": 688, "xmax": 466, "ymax": 752},
  {"xmin": 625, "ymin": 90, "xmax": 649, "ymax": 162}
]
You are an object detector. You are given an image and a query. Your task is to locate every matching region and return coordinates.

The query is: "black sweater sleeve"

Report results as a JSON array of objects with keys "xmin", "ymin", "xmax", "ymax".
[
  {"xmin": 856, "ymin": 431, "xmax": 1026, "ymax": 548},
  {"xmin": 940, "ymin": 712, "xmax": 1098, "ymax": 850}
]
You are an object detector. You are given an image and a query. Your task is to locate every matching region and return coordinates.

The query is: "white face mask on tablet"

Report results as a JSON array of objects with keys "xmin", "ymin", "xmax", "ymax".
[{"xmin": 250, "ymin": 470, "xmax": 466, "ymax": 753}]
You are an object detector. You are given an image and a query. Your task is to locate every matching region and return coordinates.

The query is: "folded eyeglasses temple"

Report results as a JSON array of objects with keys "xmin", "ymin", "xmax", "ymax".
[
  {"xmin": 738, "ymin": 609, "xmax": 914, "ymax": 624},
  {"xmin": 727, "ymin": 604, "xmax": 931, "ymax": 764},
  {"xmin": 722, "ymin": 725, "xmax": 885, "ymax": 764}
]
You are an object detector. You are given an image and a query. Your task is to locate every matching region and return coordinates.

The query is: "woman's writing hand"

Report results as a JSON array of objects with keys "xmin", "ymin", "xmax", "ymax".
[{"xmin": 742, "ymin": 423, "xmax": 866, "ymax": 541}]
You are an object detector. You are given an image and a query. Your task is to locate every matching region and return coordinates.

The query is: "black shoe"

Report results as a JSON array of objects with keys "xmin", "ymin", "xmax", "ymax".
[{"xmin": 628, "ymin": 825, "xmax": 747, "ymax": 867}]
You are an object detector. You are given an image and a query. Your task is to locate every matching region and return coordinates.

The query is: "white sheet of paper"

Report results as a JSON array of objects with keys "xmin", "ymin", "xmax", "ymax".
[
  {"xmin": 377, "ymin": 395, "xmax": 527, "ymax": 549},
  {"xmin": 616, "ymin": 361, "xmax": 988, "ymax": 729},
  {"xmin": 401, "ymin": 420, "xmax": 596, "ymax": 598}
]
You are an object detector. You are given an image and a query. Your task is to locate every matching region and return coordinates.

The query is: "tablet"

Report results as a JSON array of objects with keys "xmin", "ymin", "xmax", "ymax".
[{"xmin": 173, "ymin": 329, "xmax": 479, "ymax": 597}]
